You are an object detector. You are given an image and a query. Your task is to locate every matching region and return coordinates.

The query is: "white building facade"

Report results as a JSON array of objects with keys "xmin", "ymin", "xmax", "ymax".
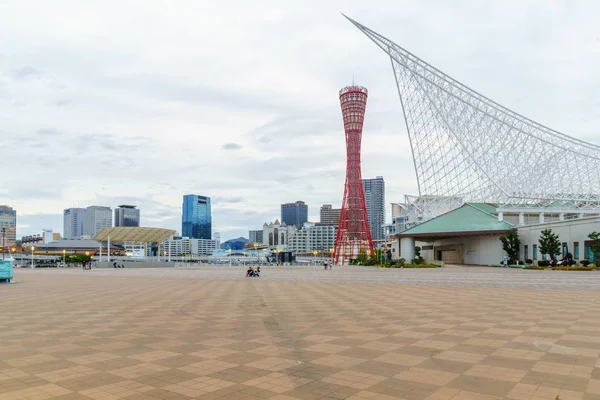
[
  {"xmin": 288, "ymin": 223, "xmax": 337, "ymax": 254},
  {"xmin": 518, "ymin": 216, "xmax": 600, "ymax": 263},
  {"xmin": 163, "ymin": 236, "xmax": 220, "ymax": 256},
  {"xmin": 262, "ymin": 220, "xmax": 297, "ymax": 247}
]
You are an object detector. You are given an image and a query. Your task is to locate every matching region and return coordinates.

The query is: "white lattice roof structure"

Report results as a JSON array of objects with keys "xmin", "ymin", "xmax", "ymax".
[{"xmin": 344, "ymin": 15, "xmax": 600, "ymax": 222}]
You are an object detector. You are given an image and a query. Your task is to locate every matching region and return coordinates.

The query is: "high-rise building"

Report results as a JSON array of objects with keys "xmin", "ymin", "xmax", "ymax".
[
  {"xmin": 63, "ymin": 208, "xmax": 86, "ymax": 239},
  {"xmin": 182, "ymin": 195, "xmax": 211, "ymax": 239},
  {"xmin": 320, "ymin": 204, "xmax": 341, "ymax": 225},
  {"xmin": 114, "ymin": 205, "xmax": 140, "ymax": 227},
  {"xmin": 84, "ymin": 206, "xmax": 112, "ymax": 238},
  {"xmin": 333, "ymin": 85, "xmax": 374, "ymax": 264},
  {"xmin": 363, "ymin": 176, "xmax": 386, "ymax": 243},
  {"xmin": 288, "ymin": 223, "xmax": 338, "ymax": 253},
  {"xmin": 281, "ymin": 201, "xmax": 308, "ymax": 229},
  {"xmin": 0, "ymin": 205, "xmax": 17, "ymax": 249},
  {"xmin": 249, "ymin": 230, "xmax": 263, "ymax": 244}
]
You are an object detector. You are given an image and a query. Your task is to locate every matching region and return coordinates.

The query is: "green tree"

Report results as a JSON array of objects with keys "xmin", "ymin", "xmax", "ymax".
[
  {"xmin": 539, "ymin": 229, "xmax": 560, "ymax": 260},
  {"xmin": 356, "ymin": 251, "xmax": 369, "ymax": 265},
  {"xmin": 414, "ymin": 246, "xmax": 422, "ymax": 258},
  {"xmin": 499, "ymin": 231, "xmax": 521, "ymax": 264},
  {"xmin": 588, "ymin": 232, "xmax": 600, "ymax": 263}
]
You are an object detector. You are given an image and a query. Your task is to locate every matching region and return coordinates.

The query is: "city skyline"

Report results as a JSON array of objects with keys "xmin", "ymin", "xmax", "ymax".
[{"xmin": 3, "ymin": 1, "xmax": 599, "ymax": 241}]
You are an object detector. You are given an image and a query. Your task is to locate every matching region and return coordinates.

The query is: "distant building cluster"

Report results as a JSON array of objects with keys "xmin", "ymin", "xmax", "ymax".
[{"xmin": 63, "ymin": 205, "xmax": 140, "ymax": 239}]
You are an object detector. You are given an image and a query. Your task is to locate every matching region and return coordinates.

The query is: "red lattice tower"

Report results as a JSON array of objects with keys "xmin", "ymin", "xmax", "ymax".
[{"xmin": 333, "ymin": 85, "xmax": 374, "ymax": 265}]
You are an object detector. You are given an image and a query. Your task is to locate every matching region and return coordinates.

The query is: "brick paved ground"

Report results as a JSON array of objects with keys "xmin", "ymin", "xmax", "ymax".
[{"xmin": 2, "ymin": 266, "xmax": 600, "ymax": 399}]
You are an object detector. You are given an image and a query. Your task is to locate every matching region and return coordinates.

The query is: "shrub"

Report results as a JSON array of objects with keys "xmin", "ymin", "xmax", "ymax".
[
  {"xmin": 411, "ymin": 257, "xmax": 424, "ymax": 265},
  {"xmin": 525, "ymin": 258, "xmax": 533, "ymax": 265},
  {"xmin": 525, "ymin": 265, "xmax": 546, "ymax": 270},
  {"xmin": 403, "ymin": 263, "xmax": 441, "ymax": 268},
  {"xmin": 580, "ymin": 259, "xmax": 590, "ymax": 266},
  {"xmin": 538, "ymin": 260, "xmax": 550, "ymax": 267},
  {"xmin": 552, "ymin": 266, "xmax": 594, "ymax": 271}
]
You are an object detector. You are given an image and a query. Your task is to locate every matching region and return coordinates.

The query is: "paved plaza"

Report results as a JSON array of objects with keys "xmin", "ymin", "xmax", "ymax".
[{"xmin": 2, "ymin": 266, "xmax": 600, "ymax": 399}]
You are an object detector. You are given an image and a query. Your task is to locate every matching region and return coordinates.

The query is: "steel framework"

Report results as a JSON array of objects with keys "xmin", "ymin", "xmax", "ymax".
[
  {"xmin": 334, "ymin": 85, "xmax": 374, "ymax": 264},
  {"xmin": 344, "ymin": 16, "xmax": 600, "ymax": 227}
]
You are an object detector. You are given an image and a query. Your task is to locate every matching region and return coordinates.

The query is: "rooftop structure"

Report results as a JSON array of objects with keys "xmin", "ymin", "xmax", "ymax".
[{"xmin": 345, "ymin": 15, "xmax": 600, "ymax": 226}]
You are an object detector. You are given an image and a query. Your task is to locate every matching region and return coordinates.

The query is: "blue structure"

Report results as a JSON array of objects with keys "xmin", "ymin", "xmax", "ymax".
[
  {"xmin": 220, "ymin": 237, "xmax": 249, "ymax": 251},
  {"xmin": 281, "ymin": 201, "xmax": 308, "ymax": 228},
  {"xmin": 182, "ymin": 195, "xmax": 211, "ymax": 239},
  {"xmin": 0, "ymin": 260, "xmax": 13, "ymax": 282}
]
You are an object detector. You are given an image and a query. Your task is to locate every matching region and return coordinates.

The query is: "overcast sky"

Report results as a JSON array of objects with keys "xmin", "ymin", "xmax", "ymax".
[{"xmin": 2, "ymin": 0, "xmax": 599, "ymax": 241}]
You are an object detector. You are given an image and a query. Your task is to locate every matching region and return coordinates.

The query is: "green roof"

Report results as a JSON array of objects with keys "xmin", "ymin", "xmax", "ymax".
[{"xmin": 399, "ymin": 203, "xmax": 514, "ymax": 236}]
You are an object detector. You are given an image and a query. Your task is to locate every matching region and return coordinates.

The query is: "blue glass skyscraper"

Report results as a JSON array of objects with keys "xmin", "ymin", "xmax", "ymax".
[
  {"xmin": 182, "ymin": 195, "xmax": 211, "ymax": 239},
  {"xmin": 281, "ymin": 201, "xmax": 308, "ymax": 229}
]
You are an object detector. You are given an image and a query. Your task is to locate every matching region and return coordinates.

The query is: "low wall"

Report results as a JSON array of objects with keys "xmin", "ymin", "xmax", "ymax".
[{"xmin": 96, "ymin": 261, "xmax": 176, "ymax": 269}]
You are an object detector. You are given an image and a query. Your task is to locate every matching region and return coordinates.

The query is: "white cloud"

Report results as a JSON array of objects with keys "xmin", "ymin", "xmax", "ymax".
[{"xmin": 1, "ymin": 0, "xmax": 599, "ymax": 240}]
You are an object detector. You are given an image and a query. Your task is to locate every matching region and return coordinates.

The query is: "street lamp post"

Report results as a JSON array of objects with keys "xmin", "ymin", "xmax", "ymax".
[
  {"xmin": 30, "ymin": 246, "xmax": 35, "ymax": 269},
  {"xmin": 254, "ymin": 243, "xmax": 259, "ymax": 265},
  {"xmin": 1, "ymin": 227, "xmax": 5, "ymax": 260}
]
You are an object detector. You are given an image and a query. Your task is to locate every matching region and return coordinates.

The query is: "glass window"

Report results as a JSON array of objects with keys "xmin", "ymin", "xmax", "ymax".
[
  {"xmin": 533, "ymin": 244, "xmax": 538, "ymax": 260},
  {"xmin": 562, "ymin": 243, "xmax": 568, "ymax": 257},
  {"xmin": 574, "ymin": 242, "xmax": 579, "ymax": 259},
  {"xmin": 524, "ymin": 245, "xmax": 529, "ymax": 260}
]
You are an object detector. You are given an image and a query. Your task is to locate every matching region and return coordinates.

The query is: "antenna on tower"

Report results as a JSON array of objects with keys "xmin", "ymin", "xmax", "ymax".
[{"xmin": 352, "ymin": 73, "xmax": 355, "ymax": 86}]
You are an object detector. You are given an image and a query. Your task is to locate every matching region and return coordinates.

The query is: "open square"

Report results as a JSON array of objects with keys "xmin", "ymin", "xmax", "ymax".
[{"xmin": 3, "ymin": 266, "xmax": 600, "ymax": 399}]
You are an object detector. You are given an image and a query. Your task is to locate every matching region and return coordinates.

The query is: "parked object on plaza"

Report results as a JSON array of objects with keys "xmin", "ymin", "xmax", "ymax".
[{"xmin": 0, "ymin": 260, "xmax": 13, "ymax": 282}]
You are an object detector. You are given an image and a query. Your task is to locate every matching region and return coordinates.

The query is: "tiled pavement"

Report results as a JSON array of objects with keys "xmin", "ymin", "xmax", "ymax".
[{"xmin": 2, "ymin": 267, "xmax": 600, "ymax": 399}]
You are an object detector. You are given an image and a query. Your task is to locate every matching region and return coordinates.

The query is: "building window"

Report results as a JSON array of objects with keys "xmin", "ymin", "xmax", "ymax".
[
  {"xmin": 533, "ymin": 244, "xmax": 538, "ymax": 260},
  {"xmin": 562, "ymin": 242, "xmax": 568, "ymax": 257},
  {"xmin": 524, "ymin": 245, "xmax": 529, "ymax": 260},
  {"xmin": 574, "ymin": 242, "xmax": 579, "ymax": 259}
]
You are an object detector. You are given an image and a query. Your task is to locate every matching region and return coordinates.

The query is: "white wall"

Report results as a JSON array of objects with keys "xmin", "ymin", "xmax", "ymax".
[{"xmin": 518, "ymin": 216, "xmax": 600, "ymax": 262}]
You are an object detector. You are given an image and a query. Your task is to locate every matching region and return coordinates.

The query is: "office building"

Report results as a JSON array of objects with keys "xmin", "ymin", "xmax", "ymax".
[
  {"xmin": 63, "ymin": 208, "xmax": 86, "ymax": 239},
  {"xmin": 281, "ymin": 201, "xmax": 308, "ymax": 228},
  {"xmin": 84, "ymin": 206, "xmax": 112, "ymax": 238},
  {"xmin": 288, "ymin": 223, "xmax": 337, "ymax": 253},
  {"xmin": 182, "ymin": 194, "xmax": 211, "ymax": 239},
  {"xmin": 114, "ymin": 205, "xmax": 140, "ymax": 227},
  {"xmin": 249, "ymin": 230, "xmax": 263, "ymax": 244},
  {"xmin": 164, "ymin": 236, "xmax": 220, "ymax": 256},
  {"xmin": 320, "ymin": 204, "xmax": 341, "ymax": 225},
  {"xmin": 0, "ymin": 205, "xmax": 17, "ymax": 248},
  {"xmin": 363, "ymin": 176, "xmax": 386, "ymax": 243}
]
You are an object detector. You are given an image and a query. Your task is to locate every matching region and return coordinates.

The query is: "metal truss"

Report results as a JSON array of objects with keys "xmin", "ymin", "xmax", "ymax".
[{"xmin": 345, "ymin": 16, "xmax": 600, "ymax": 219}]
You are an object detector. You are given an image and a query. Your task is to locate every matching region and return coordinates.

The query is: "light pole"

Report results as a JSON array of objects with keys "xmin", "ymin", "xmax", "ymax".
[
  {"xmin": 62, "ymin": 249, "xmax": 66, "ymax": 267},
  {"xmin": 254, "ymin": 243, "xmax": 259, "ymax": 265},
  {"xmin": 30, "ymin": 246, "xmax": 35, "ymax": 269},
  {"xmin": 1, "ymin": 227, "xmax": 5, "ymax": 260}
]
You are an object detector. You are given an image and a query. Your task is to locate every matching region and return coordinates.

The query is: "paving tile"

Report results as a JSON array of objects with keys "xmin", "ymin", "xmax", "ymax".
[{"xmin": 4, "ymin": 266, "xmax": 600, "ymax": 399}]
